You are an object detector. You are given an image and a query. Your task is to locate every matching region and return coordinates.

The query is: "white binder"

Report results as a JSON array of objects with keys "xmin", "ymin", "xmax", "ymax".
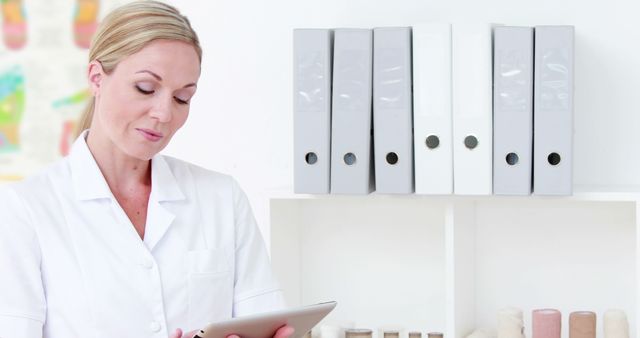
[
  {"xmin": 412, "ymin": 23, "xmax": 453, "ymax": 195},
  {"xmin": 534, "ymin": 26, "xmax": 574, "ymax": 195},
  {"xmin": 293, "ymin": 29, "xmax": 333, "ymax": 194},
  {"xmin": 493, "ymin": 26, "xmax": 534, "ymax": 195},
  {"xmin": 452, "ymin": 23, "xmax": 496, "ymax": 195},
  {"xmin": 373, "ymin": 27, "xmax": 414, "ymax": 194},
  {"xmin": 330, "ymin": 29, "xmax": 374, "ymax": 194}
]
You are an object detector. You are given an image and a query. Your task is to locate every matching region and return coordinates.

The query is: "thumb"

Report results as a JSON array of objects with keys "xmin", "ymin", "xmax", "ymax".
[
  {"xmin": 170, "ymin": 328, "xmax": 183, "ymax": 338},
  {"xmin": 275, "ymin": 325, "xmax": 296, "ymax": 338}
]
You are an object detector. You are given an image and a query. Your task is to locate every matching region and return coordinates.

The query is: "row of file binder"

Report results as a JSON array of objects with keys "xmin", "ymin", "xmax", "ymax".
[{"xmin": 293, "ymin": 24, "xmax": 574, "ymax": 196}]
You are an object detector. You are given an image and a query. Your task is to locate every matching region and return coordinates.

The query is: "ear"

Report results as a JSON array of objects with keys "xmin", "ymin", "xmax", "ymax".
[{"xmin": 88, "ymin": 60, "xmax": 105, "ymax": 96}]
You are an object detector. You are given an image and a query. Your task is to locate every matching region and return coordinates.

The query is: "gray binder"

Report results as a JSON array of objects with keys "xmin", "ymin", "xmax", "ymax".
[
  {"xmin": 330, "ymin": 29, "xmax": 374, "ymax": 194},
  {"xmin": 293, "ymin": 29, "xmax": 333, "ymax": 194},
  {"xmin": 534, "ymin": 26, "xmax": 574, "ymax": 195},
  {"xmin": 373, "ymin": 27, "xmax": 414, "ymax": 194},
  {"xmin": 493, "ymin": 26, "xmax": 534, "ymax": 195}
]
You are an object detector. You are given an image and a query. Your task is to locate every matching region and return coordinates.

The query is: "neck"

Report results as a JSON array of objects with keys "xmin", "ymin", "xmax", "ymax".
[{"xmin": 85, "ymin": 128, "xmax": 151, "ymax": 193}]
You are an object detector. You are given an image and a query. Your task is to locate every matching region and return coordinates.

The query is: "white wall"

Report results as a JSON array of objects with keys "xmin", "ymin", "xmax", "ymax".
[
  {"xmin": 158, "ymin": 1, "xmax": 640, "ymax": 335},
  {"xmin": 163, "ymin": 0, "xmax": 640, "ymax": 244}
]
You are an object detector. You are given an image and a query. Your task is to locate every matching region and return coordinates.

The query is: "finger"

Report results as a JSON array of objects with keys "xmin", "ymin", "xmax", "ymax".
[
  {"xmin": 185, "ymin": 329, "xmax": 200, "ymax": 338},
  {"xmin": 274, "ymin": 325, "xmax": 296, "ymax": 338},
  {"xmin": 170, "ymin": 328, "xmax": 183, "ymax": 338}
]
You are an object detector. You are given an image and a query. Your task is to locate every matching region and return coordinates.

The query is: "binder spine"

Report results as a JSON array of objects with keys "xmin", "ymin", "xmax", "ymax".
[
  {"xmin": 373, "ymin": 27, "xmax": 414, "ymax": 194},
  {"xmin": 493, "ymin": 26, "xmax": 534, "ymax": 195},
  {"xmin": 533, "ymin": 25, "xmax": 575, "ymax": 195},
  {"xmin": 293, "ymin": 29, "xmax": 333, "ymax": 194}
]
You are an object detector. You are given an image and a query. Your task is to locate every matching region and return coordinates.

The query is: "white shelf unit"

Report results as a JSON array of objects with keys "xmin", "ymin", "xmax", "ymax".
[{"xmin": 270, "ymin": 195, "xmax": 639, "ymax": 338}]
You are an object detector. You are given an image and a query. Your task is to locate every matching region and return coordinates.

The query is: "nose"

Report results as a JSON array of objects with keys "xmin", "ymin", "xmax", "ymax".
[{"xmin": 149, "ymin": 95, "xmax": 173, "ymax": 123}]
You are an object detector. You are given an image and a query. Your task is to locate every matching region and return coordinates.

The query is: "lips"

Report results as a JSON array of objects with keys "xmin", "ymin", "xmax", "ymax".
[{"xmin": 136, "ymin": 128, "xmax": 164, "ymax": 142}]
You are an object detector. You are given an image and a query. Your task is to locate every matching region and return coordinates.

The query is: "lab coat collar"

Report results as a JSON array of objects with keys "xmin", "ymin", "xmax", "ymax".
[
  {"xmin": 69, "ymin": 130, "xmax": 114, "ymax": 200},
  {"xmin": 69, "ymin": 130, "xmax": 186, "ymax": 202},
  {"xmin": 150, "ymin": 152, "xmax": 186, "ymax": 202}
]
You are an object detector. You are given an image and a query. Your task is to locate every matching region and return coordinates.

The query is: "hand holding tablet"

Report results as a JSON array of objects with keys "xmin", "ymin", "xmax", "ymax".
[
  {"xmin": 189, "ymin": 301, "xmax": 337, "ymax": 338},
  {"xmin": 226, "ymin": 325, "xmax": 295, "ymax": 338}
]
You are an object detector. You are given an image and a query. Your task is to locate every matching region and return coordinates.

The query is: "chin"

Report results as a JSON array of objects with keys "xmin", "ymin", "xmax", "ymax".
[
  {"xmin": 124, "ymin": 144, "xmax": 161, "ymax": 161},
  {"xmin": 120, "ymin": 134, "xmax": 170, "ymax": 160}
]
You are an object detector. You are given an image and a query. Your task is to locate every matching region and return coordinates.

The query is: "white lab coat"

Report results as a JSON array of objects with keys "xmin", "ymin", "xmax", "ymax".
[{"xmin": 0, "ymin": 131, "xmax": 285, "ymax": 338}]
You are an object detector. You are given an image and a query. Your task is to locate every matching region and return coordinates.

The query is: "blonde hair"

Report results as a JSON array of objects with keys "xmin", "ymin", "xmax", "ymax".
[{"xmin": 75, "ymin": 0, "xmax": 202, "ymax": 137}]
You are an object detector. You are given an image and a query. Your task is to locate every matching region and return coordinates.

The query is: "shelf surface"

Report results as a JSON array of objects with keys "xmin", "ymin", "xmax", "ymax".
[{"xmin": 266, "ymin": 185, "xmax": 640, "ymax": 202}]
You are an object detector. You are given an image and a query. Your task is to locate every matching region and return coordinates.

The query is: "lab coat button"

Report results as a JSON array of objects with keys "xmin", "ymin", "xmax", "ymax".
[
  {"xmin": 140, "ymin": 259, "xmax": 153, "ymax": 269},
  {"xmin": 149, "ymin": 321, "xmax": 161, "ymax": 332}
]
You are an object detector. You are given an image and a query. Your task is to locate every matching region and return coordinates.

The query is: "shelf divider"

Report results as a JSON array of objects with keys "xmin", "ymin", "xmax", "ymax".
[{"xmin": 446, "ymin": 201, "xmax": 477, "ymax": 338}]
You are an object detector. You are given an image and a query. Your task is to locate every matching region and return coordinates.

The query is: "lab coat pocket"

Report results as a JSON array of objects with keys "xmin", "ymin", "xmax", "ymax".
[{"xmin": 187, "ymin": 249, "xmax": 234, "ymax": 330}]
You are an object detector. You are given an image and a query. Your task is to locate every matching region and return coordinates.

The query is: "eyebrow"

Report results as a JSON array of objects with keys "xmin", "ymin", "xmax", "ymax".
[{"xmin": 136, "ymin": 70, "xmax": 197, "ymax": 88}]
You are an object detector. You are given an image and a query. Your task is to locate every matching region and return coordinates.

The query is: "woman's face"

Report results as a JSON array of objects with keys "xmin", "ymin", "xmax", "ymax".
[{"xmin": 89, "ymin": 39, "xmax": 200, "ymax": 160}]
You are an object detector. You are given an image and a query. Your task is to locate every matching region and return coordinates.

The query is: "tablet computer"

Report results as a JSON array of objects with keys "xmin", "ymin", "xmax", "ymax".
[{"xmin": 193, "ymin": 301, "xmax": 337, "ymax": 338}]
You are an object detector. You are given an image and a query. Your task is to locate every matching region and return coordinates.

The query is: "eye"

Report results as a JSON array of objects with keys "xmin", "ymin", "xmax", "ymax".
[
  {"xmin": 174, "ymin": 97, "xmax": 189, "ymax": 105},
  {"xmin": 135, "ymin": 85, "xmax": 154, "ymax": 95}
]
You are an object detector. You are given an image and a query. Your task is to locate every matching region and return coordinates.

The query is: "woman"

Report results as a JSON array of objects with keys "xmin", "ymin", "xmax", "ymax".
[{"xmin": 0, "ymin": 2, "xmax": 293, "ymax": 338}]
